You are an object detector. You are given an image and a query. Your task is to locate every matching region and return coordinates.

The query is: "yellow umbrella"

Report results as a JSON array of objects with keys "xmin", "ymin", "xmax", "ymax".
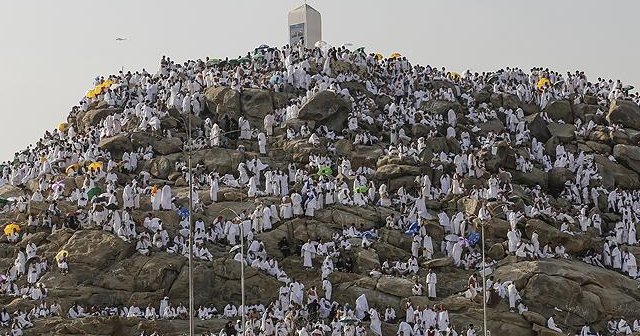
[
  {"xmin": 88, "ymin": 162, "xmax": 103, "ymax": 171},
  {"xmin": 3, "ymin": 223, "xmax": 20, "ymax": 236},
  {"xmin": 66, "ymin": 163, "xmax": 80, "ymax": 175},
  {"xmin": 373, "ymin": 53, "xmax": 384, "ymax": 61},
  {"xmin": 537, "ymin": 77, "xmax": 551, "ymax": 91},
  {"xmin": 55, "ymin": 250, "xmax": 69, "ymax": 262},
  {"xmin": 389, "ymin": 52, "xmax": 402, "ymax": 59},
  {"xmin": 448, "ymin": 72, "xmax": 461, "ymax": 81},
  {"xmin": 57, "ymin": 123, "xmax": 69, "ymax": 132}
]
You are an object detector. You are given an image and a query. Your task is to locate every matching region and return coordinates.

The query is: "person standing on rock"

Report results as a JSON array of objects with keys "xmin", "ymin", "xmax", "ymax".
[
  {"xmin": 257, "ymin": 132, "xmax": 267, "ymax": 155},
  {"xmin": 208, "ymin": 173, "xmax": 219, "ymax": 203},
  {"xmin": 301, "ymin": 239, "xmax": 316, "ymax": 269},
  {"xmin": 210, "ymin": 123, "xmax": 221, "ymax": 147},
  {"xmin": 507, "ymin": 282, "xmax": 518, "ymax": 312},
  {"xmin": 426, "ymin": 269, "xmax": 437, "ymax": 299},
  {"xmin": 160, "ymin": 183, "xmax": 172, "ymax": 211},
  {"xmin": 322, "ymin": 278, "xmax": 332, "ymax": 301},
  {"xmin": 264, "ymin": 112, "xmax": 275, "ymax": 137}
]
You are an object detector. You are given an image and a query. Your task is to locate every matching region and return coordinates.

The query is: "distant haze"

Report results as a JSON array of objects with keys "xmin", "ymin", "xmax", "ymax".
[{"xmin": 1, "ymin": 0, "xmax": 638, "ymax": 160}]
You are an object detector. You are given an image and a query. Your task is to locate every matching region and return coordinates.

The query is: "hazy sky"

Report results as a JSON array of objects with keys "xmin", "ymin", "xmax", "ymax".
[{"xmin": 1, "ymin": 0, "xmax": 638, "ymax": 160}]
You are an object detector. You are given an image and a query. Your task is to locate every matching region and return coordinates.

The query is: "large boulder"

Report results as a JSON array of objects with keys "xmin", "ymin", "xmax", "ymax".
[
  {"xmin": 240, "ymin": 88, "xmax": 274, "ymax": 129},
  {"xmin": 148, "ymin": 157, "xmax": 173, "ymax": 179},
  {"xmin": 548, "ymin": 167, "xmax": 575, "ymax": 195},
  {"xmin": 524, "ymin": 219, "xmax": 592, "ymax": 254},
  {"xmin": 375, "ymin": 164, "xmax": 422, "ymax": 180},
  {"xmin": 78, "ymin": 108, "xmax": 122, "ymax": 132},
  {"xmin": 594, "ymin": 154, "xmax": 640, "ymax": 189},
  {"xmin": 98, "ymin": 134, "xmax": 133, "ymax": 160},
  {"xmin": 204, "ymin": 87, "xmax": 241, "ymax": 118},
  {"xmin": 546, "ymin": 123, "xmax": 576, "ymax": 143},
  {"xmin": 484, "ymin": 140, "xmax": 516, "ymax": 172},
  {"xmin": 543, "ymin": 100, "xmax": 573, "ymax": 123},
  {"xmin": 375, "ymin": 276, "xmax": 414, "ymax": 298},
  {"xmin": 421, "ymin": 100, "xmax": 461, "ymax": 115},
  {"xmin": 613, "ymin": 144, "xmax": 640, "ymax": 175},
  {"xmin": 525, "ymin": 113, "xmax": 552, "ymax": 142},
  {"xmin": 512, "ymin": 168, "xmax": 548, "ymax": 190},
  {"xmin": 607, "ymin": 99, "xmax": 640, "ymax": 130},
  {"xmin": 298, "ymin": 90, "xmax": 352, "ymax": 131}
]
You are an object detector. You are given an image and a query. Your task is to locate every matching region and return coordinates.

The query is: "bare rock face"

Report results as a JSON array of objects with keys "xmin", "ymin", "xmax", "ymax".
[
  {"xmin": 204, "ymin": 87, "xmax": 241, "ymax": 119},
  {"xmin": 607, "ymin": 99, "xmax": 640, "ymax": 130},
  {"xmin": 298, "ymin": 90, "xmax": 352, "ymax": 130},
  {"xmin": 594, "ymin": 154, "xmax": 640, "ymax": 189},
  {"xmin": 77, "ymin": 108, "xmax": 123, "ymax": 132},
  {"xmin": 613, "ymin": 144, "xmax": 640, "ymax": 174},
  {"xmin": 240, "ymin": 88, "xmax": 274, "ymax": 129},
  {"xmin": 544, "ymin": 100, "xmax": 573, "ymax": 123},
  {"xmin": 98, "ymin": 134, "xmax": 133, "ymax": 160}
]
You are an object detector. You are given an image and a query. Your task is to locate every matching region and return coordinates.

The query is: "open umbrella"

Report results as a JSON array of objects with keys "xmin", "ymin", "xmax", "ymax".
[
  {"xmin": 207, "ymin": 58, "xmax": 222, "ymax": 66},
  {"xmin": 467, "ymin": 232, "xmax": 481, "ymax": 246},
  {"xmin": 66, "ymin": 164, "xmax": 80, "ymax": 175},
  {"xmin": 404, "ymin": 222, "xmax": 419, "ymax": 236},
  {"xmin": 256, "ymin": 44, "xmax": 270, "ymax": 50},
  {"xmin": 487, "ymin": 74, "xmax": 500, "ymax": 84},
  {"xmin": 339, "ymin": 317, "xmax": 359, "ymax": 325},
  {"xmin": 317, "ymin": 166, "xmax": 333, "ymax": 176},
  {"xmin": 177, "ymin": 207, "xmax": 189, "ymax": 220},
  {"xmin": 238, "ymin": 57, "xmax": 251, "ymax": 64},
  {"xmin": 229, "ymin": 245, "xmax": 242, "ymax": 254},
  {"xmin": 389, "ymin": 52, "xmax": 402, "ymax": 59},
  {"xmin": 3, "ymin": 223, "xmax": 20, "ymax": 236},
  {"xmin": 445, "ymin": 233, "xmax": 460, "ymax": 242},
  {"xmin": 88, "ymin": 162, "xmax": 103, "ymax": 171},
  {"xmin": 87, "ymin": 187, "xmax": 102, "ymax": 200},
  {"xmin": 623, "ymin": 84, "xmax": 635, "ymax": 91},
  {"xmin": 57, "ymin": 123, "xmax": 68, "ymax": 132},
  {"xmin": 536, "ymin": 77, "xmax": 551, "ymax": 91},
  {"xmin": 354, "ymin": 185, "xmax": 368, "ymax": 194},
  {"xmin": 55, "ymin": 250, "xmax": 69, "ymax": 262},
  {"xmin": 269, "ymin": 74, "xmax": 282, "ymax": 84},
  {"xmin": 448, "ymin": 72, "xmax": 461, "ymax": 81},
  {"xmin": 373, "ymin": 53, "xmax": 384, "ymax": 61},
  {"xmin": 314, "ymin": 40, "xmax": 328, "ymax": 49}
]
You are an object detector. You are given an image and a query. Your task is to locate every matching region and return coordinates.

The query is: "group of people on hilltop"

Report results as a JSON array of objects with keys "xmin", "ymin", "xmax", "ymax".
[{"xmin": 0, "ymin": 38, "xmax": 639, "ymax": 335}]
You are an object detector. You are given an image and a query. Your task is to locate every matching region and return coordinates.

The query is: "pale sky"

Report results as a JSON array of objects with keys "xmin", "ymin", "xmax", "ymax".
[{"xmin": 1, "ymin": 0, "xmax": 638, "ymax": 161}]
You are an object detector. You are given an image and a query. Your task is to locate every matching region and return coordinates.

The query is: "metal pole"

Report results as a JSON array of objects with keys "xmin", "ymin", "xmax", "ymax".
[
  {"xmin": 187, "ymin": 113, "xmax": 194, "ymax": 336},
  {"xmin": 482, "ymin": 222, "xmax": 487, "ymax": 336},
  {"xmin": 240, "ymin": 220, "xmax": 246, "ymax": 336},
  {"xmin": 223, "ymin": 208, "xmax": 245, "ymax": 336}
]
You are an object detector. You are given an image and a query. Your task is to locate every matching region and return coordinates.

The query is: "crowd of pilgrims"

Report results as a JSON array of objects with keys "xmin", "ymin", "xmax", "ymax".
[{"xmin": 0, "ymin": 41, "xmax": 639, "ymax": 335}]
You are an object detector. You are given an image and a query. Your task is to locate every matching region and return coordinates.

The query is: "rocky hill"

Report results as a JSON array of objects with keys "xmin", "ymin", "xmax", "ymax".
[{"xmin": 1, "ymin": 46, "xmax": 640, "ymax": 336}]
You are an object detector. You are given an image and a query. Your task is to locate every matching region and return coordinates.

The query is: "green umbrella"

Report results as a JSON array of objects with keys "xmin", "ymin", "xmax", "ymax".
[
  {"xmin": 239, "ymin": 57, "xmax": 251, "ymax": 63},
  {"xmin": 87, "ymin": 187, "xmax": 102, "ymax": 200},
  {"xmin": 354, "ymin": 186, "xmax": 368, "ymax": 194},
  {"xmin": 318, "ymin": 166, "xmax": 333, "ymax": 176},
  {"xmin": 252, "ymin": 53, "xmax": 265, "ymax": 60},
  {"xmin": 207, "ymin": 58, "xmax": 222, "ymax": 66}
]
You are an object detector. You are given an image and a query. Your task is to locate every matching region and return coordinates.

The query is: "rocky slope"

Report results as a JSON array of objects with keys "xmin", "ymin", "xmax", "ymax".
[{"xmin": 1, "ymin": 48, "xmax": 640, "ymax": 336}]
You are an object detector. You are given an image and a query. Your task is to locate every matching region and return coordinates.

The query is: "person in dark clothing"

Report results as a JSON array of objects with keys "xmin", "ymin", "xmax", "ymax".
[{"xmin": 278, "ymin": 237, "xmax": 291, "ymax": 258}]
